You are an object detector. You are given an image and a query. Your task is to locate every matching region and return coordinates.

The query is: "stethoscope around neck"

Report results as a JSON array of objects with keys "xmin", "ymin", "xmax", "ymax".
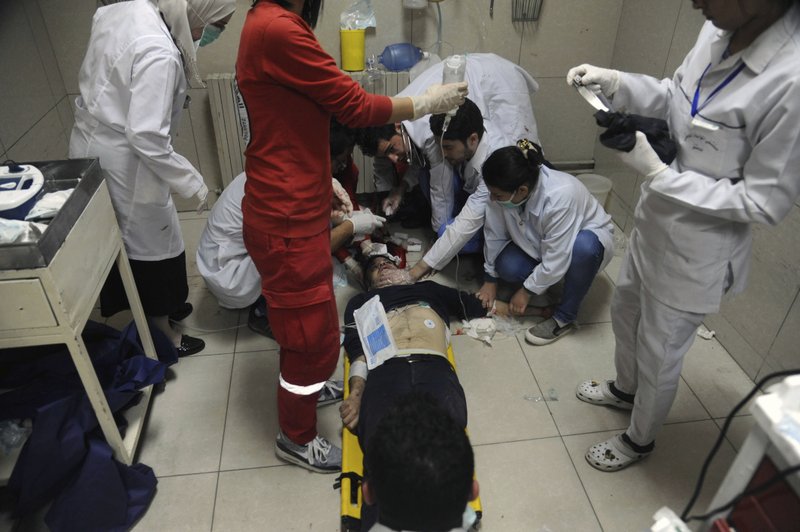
[{"xmin": 400, "ymin": 125, "xmax": 427, "ymax": 169}]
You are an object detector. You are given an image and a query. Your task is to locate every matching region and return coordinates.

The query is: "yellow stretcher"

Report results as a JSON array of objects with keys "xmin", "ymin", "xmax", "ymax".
[{"xmin": 336, "ymin": 345, "xmax": 483, "ymax": 531}]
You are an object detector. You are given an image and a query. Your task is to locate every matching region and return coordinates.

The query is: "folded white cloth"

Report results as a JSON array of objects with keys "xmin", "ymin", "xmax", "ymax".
[{"xmin": 25, "ymin": 189, "xmax": 74, "ymax": 220}]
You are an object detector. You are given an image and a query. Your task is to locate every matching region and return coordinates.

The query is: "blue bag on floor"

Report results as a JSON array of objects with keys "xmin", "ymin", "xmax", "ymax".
[{"xmin": 0, "ymin": 320, "xmax": 176, "ymax": 531}]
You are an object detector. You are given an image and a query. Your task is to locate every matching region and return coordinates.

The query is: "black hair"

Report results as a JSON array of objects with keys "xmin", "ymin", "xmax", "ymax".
[
  {"xmin": 355, "ymin": 124, "xmax": 398, "ymax": 157},
  {"xmin": 256, "ymin": 1, "xmax": 323, "ymax": 28},
  {"xmin": 330, "ymin": 118, "xmax": 356, "ymax": 158},
  {"xmin": 364, "ymin": 392, "xmax": 474, "ymax": 532},
  {"xmin": 429, "ymin": 98, "xmax": 484, "ymax": 143},
  {"xmin": 301, "ymin": 0, "xmax": 322, "ymax": 28},
  {"xmin": 481, "ymin": 142, "xmax": 546, "ymax": 193}
]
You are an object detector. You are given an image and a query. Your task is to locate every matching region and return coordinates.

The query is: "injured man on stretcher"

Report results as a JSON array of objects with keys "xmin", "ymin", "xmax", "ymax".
[
  {"xmin": 340, "ymin": 252, "xmax": 544, "ymax": 442},
  {"xmin": 340, "ymin": 253, "xmax": 491, "ymax": 529}
]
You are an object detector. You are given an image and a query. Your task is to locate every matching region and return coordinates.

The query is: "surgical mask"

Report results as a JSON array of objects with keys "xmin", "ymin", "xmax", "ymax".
[
  {"xmin": 496, "ymin": 189, "xmax": 527, "ymax": 209},
  {"xmin": 198, "ymin": 24, "xmax": 223, "ymax": 47},
  {"xmin": 193, "ymin": 40, "xmax": 201, "ymax": 52}
]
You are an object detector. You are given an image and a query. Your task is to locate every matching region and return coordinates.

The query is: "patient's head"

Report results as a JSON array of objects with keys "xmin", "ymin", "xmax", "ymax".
[
  {"xmin": 363, "ymin": 392, "xmax": 477, "ymax": 532},
  {"xmin": 364, "ymin": 254, "xmax": 412, "ymax": 290}
]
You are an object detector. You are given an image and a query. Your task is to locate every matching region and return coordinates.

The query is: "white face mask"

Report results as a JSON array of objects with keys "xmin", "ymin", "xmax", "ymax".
[{"xmin": 496, "ymin": 188, "xmax": 527, "ymax": 209}]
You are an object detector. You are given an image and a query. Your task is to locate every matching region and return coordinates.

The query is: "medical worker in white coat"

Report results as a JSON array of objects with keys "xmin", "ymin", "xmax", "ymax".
[
  {"xmin": 476, "ymin": 143, "xmax": 614, "ymax": 345},
  {"xmin": 366, "ymin": 53, "xmax": 540, "ymax": 232},
  {"xmin": 195, "ymin": 172, "xmax": 383, "ymax": 320},
  {"xmin": 69, "ymin": 0, "xmax": 236, "ymax": 356},
  {"xmin": 568, "ymin": 0, "xmax": 800, "ymax": 471}
]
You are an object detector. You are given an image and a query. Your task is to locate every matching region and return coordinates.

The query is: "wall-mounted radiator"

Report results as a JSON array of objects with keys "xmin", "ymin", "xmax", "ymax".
[
  {"xmin": 207, "ymin": 74, "xmax": 248, "ymax": 189},
  {"xmin": 207, "ymin": 71, "xmax": 410, "ymax": 193}
]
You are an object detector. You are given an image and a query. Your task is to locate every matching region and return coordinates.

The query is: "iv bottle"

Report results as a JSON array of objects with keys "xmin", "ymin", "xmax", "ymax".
[
  {"xmin": 441, "ymin": 54, "xmax": 466, "ymax": 130},
  {"xmin": 362, "ymin": 54, "xmax": 385, "ymax": 94},
  {"xmin": 378, "ymin": 43, "xmax": 425, "ymax": 72},
  {"xmin": 442, "ymin": 54, "xmax": 467, "ymax": 85}
]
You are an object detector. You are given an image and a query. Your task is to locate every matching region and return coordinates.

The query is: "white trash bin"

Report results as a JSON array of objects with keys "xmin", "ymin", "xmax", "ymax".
[{"xmin": 575, "ymin": 173, "xmax": 612, "ymax": 211}]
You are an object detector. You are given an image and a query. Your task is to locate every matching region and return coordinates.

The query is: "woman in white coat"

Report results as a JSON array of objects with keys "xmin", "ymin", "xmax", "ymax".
[
  {"xmin": 568, "ymin": 0, "xmax": 800, "ymax": 471},
  {"xmin": 476, "ymin": 142, "xmax": 614, "ymax": 345},
  {"xmin": 69, "ymin": 0, "xmax": 236, "ymax": 356}
]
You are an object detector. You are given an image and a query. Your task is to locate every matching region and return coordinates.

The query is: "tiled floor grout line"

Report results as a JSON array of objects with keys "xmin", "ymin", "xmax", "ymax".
[
  {"xmin": 156, "ymin": 462, "xmax": 294, "ymax": 480},
  {"xmin": 207, "ymin": 349, "xmax": 237, "ymax": 532}
]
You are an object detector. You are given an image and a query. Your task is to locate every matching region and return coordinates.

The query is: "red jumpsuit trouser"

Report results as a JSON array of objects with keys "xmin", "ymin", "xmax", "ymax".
[{"xmin": 243, "ymin": 225, "xmax": 340, "ymax": 444}]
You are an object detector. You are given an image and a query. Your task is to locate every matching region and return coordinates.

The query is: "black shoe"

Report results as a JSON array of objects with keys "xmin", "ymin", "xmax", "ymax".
[
  {"xmin": 169, "ymin": 302, "xmax": 193, "ymax": 322},
  {"xmin": 176, "ymin": 334, "xmax": 205, "ymax": 357},
  {"xmin": 248, "ymin": 305, "xmax": 274, "ymax": 339}
]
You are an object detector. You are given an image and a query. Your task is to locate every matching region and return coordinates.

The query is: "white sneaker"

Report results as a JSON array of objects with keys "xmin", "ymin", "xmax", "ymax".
[
  {"xmin": 275, "ymin": 432, "xmax": 342, "ymax": 473},
  {"xmin": 317, "ymin": 380, "xmax": 344, "ymax": 407}
]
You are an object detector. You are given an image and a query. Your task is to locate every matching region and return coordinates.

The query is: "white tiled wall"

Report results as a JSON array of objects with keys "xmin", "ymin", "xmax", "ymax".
[
  {"xmin": 0, "ymin": 1, "xmax": 63, "ymax": 154},
  {"xmin": 2, "ymin": 0, "xmax": 797, "ymax": 381}
]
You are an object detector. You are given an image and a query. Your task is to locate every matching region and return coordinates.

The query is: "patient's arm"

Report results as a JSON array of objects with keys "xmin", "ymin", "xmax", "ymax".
[{"xmin": 340, "ymin": 356, "xmax": 367, "ymax": 431}]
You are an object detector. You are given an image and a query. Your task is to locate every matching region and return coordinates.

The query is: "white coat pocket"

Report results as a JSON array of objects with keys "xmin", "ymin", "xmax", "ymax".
[
  {"xmin": 680, "ymin": 116, "xmax": 747, "ymax": 178},
  {"xmin": 122, "ymin": 200, "xmax": 183, "ymax": 260}
]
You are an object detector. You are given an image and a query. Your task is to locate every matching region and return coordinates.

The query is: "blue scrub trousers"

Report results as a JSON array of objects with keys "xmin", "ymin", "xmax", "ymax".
[
  {"xmin": 494, "ymin": 230, "xmax": 604, "ymax": 323},
  {"xmin": 437, "ymin": 218, "xmax": 483, "ymax": 254}
]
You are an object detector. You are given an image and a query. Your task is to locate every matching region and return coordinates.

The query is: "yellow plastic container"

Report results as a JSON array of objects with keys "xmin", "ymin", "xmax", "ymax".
[{"xmin": 340, "ymin": 29, "xmax": 366, "ymax": 72}]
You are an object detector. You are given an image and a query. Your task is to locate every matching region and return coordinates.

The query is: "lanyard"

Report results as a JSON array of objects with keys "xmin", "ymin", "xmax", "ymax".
[{"xmin": 691, "ymin": 61, "xmax": 746, "ymax": 117}]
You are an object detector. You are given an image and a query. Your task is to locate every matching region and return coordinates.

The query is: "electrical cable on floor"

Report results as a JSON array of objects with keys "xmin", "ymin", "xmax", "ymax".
[
  {"xmin": 684, "ymin": 463, "xmax": 800, "ymax": 523},
  {"xmin": 680, "ymin": 368, "xmax": 800, "ymax": 521}
]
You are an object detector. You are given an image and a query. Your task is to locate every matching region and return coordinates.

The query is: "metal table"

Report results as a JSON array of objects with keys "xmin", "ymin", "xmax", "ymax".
[{"xmin": 0, "ymin": 159, "xmax": 157, "ymax": 483}]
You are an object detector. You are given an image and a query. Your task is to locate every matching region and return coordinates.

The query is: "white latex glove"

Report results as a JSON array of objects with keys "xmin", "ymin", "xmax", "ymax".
[
  {"xmin": 566, "ymin": 64, "xmax": 621, "ymax": 97},
  {"xmin": 617, "ymin": 131, "xmax": 669, "ymax": 178},
  {"xmin": 196, "ymin": 183, "xmax": 209, "ymax": 214},
  {"xmin": 331, "ymin": 178, "xmax": 353, "ymax": 221},
  {"xmin": 343, "ymin": 256, "xmax": 364, "ymax": 280},
  {"xmin": 349, "ymin": 210, "xmax": 386, "ymax": 236},
  {"xmin": 411, "ymin": 82, "xmax": 469, "ymax": 119},
  {"xmin": 382, "ymin": 189, "xmax": 403, "ymax": 216}
]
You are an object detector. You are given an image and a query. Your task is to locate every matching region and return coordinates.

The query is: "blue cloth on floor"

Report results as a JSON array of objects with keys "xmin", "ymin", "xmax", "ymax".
[
  {"xmin": 46, "ymin": 439, "xmax": 157, "ymax": 532},
  {"xmin": 0, "ymin": 320, "xmax": 177, "ymax": 531}
]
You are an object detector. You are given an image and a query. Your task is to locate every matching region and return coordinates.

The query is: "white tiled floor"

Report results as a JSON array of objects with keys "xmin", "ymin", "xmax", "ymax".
[{"xmin": 9, "ymin": 211, "xmax": 760, "ymax": 531}]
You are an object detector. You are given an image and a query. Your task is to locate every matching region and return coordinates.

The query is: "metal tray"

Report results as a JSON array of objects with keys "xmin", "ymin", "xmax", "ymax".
[{"xmin": 0, "ymin": 159, "xmax": 104, "ymax": 270}]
